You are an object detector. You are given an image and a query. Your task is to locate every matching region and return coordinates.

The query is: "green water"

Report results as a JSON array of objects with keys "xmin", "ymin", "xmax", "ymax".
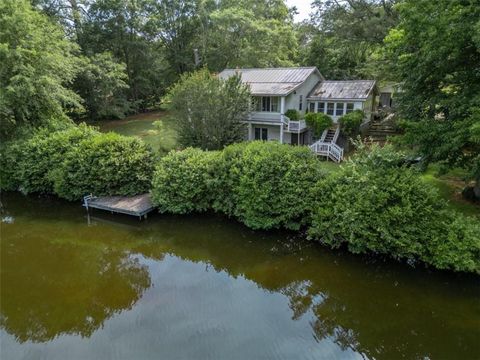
[{"xmin": 1, "ymin": 193, "xmax": 479, "ymax": 359}]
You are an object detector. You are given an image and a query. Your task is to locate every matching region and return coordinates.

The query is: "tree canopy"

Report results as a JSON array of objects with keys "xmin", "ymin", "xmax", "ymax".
[{"xmin": 384, "ymin": 0, "xmax": 480, "ymax": 195}]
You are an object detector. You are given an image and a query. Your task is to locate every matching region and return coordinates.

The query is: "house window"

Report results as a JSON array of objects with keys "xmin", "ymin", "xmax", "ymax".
[
  {"xmin": 327, "ymin": 102, "xmax": 335, "ymax": 115},
  {"xmin": 336, "ymin": 102, "xmax": 344, "ymax": 116},
  {"xmin": 254, "ymin": 127, "xmax": 268, "ymax": 140},
  {"xmin": 256, "ymin": 96, "xmax": 279, "ymax": 112},
  {"xmin": 299, "ymin": 95, "xmax": 303, "ymax": 111},
  {"xmin": 309, "ymin": 102, "xmax": 315, "ymax": 113},
  {"xmin": 346, "ymin": 103, "xmax": 354, "ymax": 113},
  {"xmin": 318, "ymin": 102, "xmax": 325, "ymax": 113}
]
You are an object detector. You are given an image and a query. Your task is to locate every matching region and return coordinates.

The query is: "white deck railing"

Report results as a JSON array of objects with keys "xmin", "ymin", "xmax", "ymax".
[
  {"xmin": 309, "ymin": 140, "xmax": 344, "ymax": 162},
  {"xmin": 287, "ymin": 120, "xmax": 307, "ymax": 132}
]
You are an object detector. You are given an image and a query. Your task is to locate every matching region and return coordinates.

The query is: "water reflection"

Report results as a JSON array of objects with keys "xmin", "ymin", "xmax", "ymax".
[{"xmin": 1, "ymin": 193, "xmax": 479, "ymax": 359}]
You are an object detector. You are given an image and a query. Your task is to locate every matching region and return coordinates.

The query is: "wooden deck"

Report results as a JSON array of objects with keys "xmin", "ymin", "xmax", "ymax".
[{"xmin": 83, "ymin": 193, "xmax": 155, "ymax": 219}]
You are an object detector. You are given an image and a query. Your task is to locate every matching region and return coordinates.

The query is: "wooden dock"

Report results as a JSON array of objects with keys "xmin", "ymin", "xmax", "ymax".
[{"xmin": 83, "ymin": 193, "xmax": 155, "ymax": 219}]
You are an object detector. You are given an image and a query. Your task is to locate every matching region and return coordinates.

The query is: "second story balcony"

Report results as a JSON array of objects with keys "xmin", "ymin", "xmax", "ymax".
[{"xmin": 247, "ymin": 112, "xmax": 308, "ymax": 132}]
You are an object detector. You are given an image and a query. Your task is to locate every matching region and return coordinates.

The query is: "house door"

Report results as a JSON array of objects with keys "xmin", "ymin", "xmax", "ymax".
[
  {"xmin": 291, "ymin": 133, "xmax": 298, "ymax": 145},
  {"xmin": 254, "ymin": 127, "xmax": 268, "ymax": 140}
]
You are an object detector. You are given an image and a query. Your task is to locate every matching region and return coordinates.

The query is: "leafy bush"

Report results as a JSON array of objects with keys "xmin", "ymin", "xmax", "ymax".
[
  {"xmin": 231, "ymin": 141, "xmax": 324, "ymax": 230},
  {"xmin": 0, "ymin": 140, "xmax": 23, "ymax": 191},
  {"xmin": 308, "ymin": 144, "xmax": 480, "ymax": 273},
  {"xmin": 305, "ymin": 112, "xmax": 333, "ymax": 137},
  {"xmin": 0, "ymin": 123, "xmax": 95, "ymax": 193},
  {"xmin": 339, "ymin": 110, "xmax": 364, "ymax": 136},
  {"xmin": 151, "ymin": 148, "xmax": 220, "ymax": 214},
  {"xmin": 284, "ymin": 109, "xmax": 299, "ymax": 120},
  {"xmin": 151, "ymin": 141, "xmax": 326, "ymax": 230},
  {"xmin": 17, "ymin": 125, "xmax": 97, "ymax": 194},
  {"xmin": 52, "ymin": 132, "xmax": 154, "ymax": 200}
]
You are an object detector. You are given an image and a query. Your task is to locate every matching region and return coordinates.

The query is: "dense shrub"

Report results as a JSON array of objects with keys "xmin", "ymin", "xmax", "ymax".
[
  {"xmin": 305, "ymin": 112, "xmax": 333, "ymax": 137},
  {"xmin": 231, "ymin": 142, "xmax": 325, "ymax": 230},
  {"xmin": 0, "ymin": 123, "xmax": 94, "ymax": 192},
  {"xmin": 339, "ymin": 110, "xmax": 364, "ymax": 136},
  {"xmin": 151, "ymin": 148, "xmax": 220, "ymax": 214},
  {"xmin": 211, "ymin": 142, "xmax": 249, "ymax": 216},
  {"xmin": 16, "ymin": 125, "xmax": 97, "ymax": 194},
  {"xmin": 151, "ymin": 141, "xmax": 326, "ymax": 230},
  {"xmin": 52, "ymin": 132, "xmax": 154, "ymax": 200},
  {"xmin": 284, "ymin": 109, "xmax": 300, "ymax": 120},
  {"xmin": 308, "ymin": 144, "xmax": 480, "ymax": 273}
]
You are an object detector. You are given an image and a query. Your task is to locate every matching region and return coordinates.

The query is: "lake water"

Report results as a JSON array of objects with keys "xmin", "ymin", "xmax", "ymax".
[{"xmin": 1, "ymin": 192, "xmax": 479, "ymax": 359}]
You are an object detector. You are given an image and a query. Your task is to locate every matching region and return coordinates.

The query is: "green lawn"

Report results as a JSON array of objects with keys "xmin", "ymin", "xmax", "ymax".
[
  {"xmin": 420, "ymin": 164, "xmax": 479, "ymax": 218},
  {"xmin": 91, "ymin": 111, "xmax": 177, "ymax": 155}
]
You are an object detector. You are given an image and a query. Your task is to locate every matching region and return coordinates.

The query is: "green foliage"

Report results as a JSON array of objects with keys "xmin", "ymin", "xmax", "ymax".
[
  {"xmin": 82, "ymin": 0, "xmax": 169, "ymax": 110},
  {"xmin": 52, "ymin": 132, "xmax": 154, "ymax": 201},
  {"xmin": 298, "ymin": 0, "xmax": 399, "ymax": 79},
  {"xmin": 384, "ymin": 0, "xmax": 480, "ymax": 195},
  {"xmin": 151, "ymin": 148, "xmax": 220, "ymax": 214},
  {"xmin": 308, "ymin": 144, "xmax": 480, "ymax": 273},
  {"xmin": 228, "ymin": 141, "xmax": 324, "ymax": 230},
  {"xmin": 0, "ymin": 0, "xmax": 82, "ymax": 138},
  {"xmin": 305, "ymin": 112, "xmax": 333, "ymax": 137},
  {"xmin": 0, "ymin": 140, "xmax": 23, "ymax": 191},
  {"xmin": 15, "ymin": 124, "xmax": 97, "ymax": 194},
  {"xmin": 339, "ymin": 110, "xmax": 364, "ymax": 137},
  {"xmin": 74, "ymin": 53, "xmax": 131, "ymax": 120},
  {"xmin": 166, "ymin": 69, "xmax": 251, "ymax": 150},
  {"xmin": 284, "ymin": 109, "xmax": 300, "ymax": 121},
  {"xmin": 151, "ymin": 141, "xmax": 325, "ymax": 230},
  {"xmin": 204, "ymin": 3, "xmax": 297, "ymax": 71}
]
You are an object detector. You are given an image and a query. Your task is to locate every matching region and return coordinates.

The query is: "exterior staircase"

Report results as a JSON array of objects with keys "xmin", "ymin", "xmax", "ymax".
[
  {"xmin": 366, "ymin": 114, "xmax": 399, "ymax": 145},
  {"xmin": 309, "ymin": 127, "xmax": 344, "ymax": 162}
]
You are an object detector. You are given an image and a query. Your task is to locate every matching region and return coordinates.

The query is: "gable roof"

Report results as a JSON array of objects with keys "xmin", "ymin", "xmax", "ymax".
[
  {"xmin": 308, "ymin": 80, "xmax": 376, "ymax": 101},
  {"xmin": 218, "ymin": 67, "xmax": 323, "ymax": 96}
]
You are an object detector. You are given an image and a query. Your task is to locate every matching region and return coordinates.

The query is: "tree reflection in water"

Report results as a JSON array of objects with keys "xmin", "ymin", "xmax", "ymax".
[{"xmin": 1, "ymin": 222, "xmax": 151, "ymax": 343}]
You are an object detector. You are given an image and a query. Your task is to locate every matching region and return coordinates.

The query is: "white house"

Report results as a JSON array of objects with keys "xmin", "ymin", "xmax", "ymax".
[{"xmin": 219, "ymin": 67, "xmax": 377, "ymax": 162}]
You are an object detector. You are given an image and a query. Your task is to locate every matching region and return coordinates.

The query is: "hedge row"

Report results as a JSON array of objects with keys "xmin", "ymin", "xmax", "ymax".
[
  {"xmin": 151, "ymin": 142, "xmax": 480, "ymax": 273},
  {"xmin": 152, "ymin": 141, "xmax": 326, "ymax": 230},
  {"xmin": 0, "ymin": 124, "xmax": 154, "ymax": 200}
]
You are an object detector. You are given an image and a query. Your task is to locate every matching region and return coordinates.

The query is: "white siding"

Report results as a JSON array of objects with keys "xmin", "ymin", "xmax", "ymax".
[
  {"xmin": 250, "ymin": 124, "xmax": 291, "ymax": 143},
  {"xmin": 284, "ymin": 72, "xmax": 322, "ymax": 116}
]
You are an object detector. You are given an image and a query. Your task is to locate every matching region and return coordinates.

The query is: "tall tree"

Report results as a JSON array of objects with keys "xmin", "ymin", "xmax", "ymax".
[
  {"xmin": 166, "ymin": 69, "xmax": 251, "ymax": 150},
  {"xmin": 82, "ymin": 0, "xmax": 167, "ymax": 109},
  {"xmin": 384, "ymin": 0, "xmax": 480, "ymax": 198},
  {"xmin": 200, "ymin": 0, "xmax": 298, "ymax": 71},
  {"xmin": 0, "ymin": 0, "xmax": 82, "ymax": 137},
  {"xmin": 299, "ymin": 0, "xmax": 400, "ymax": 79}
]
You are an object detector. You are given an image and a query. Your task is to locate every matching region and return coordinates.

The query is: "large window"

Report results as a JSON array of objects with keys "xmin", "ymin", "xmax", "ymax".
[
  {"xmin": 254, "ymin": 127, "xmax": 268, "ymax": 140},
  {"xmin": 309, "ymin": 102, "xmax": 315, "ymax": 113},
  {"xmin": 255, "ymin": 96, "xmax": 279, "ymax": 112},
  {"xmin": 346, "ymin": 103, "xmax": 354, "ymax": 113},
  {"xmin": 318, "ymin": 102, "xmax": 325, "ymax": 113},
  {"xmin": 336, "ymin": 102, "xmax": 344, "ymax": 116},
  {"xmin": 327, "ymin": 102, "xmax": 335, "ymax": 115}
]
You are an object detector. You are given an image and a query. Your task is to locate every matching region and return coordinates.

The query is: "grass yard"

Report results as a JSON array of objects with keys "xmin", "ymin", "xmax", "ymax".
[
  {"xmin": 91, "ymin": 111, "xmax": 177, "ymax": 155},
  {"xmin": 420, "ymin": 164, "xmax": 479, "ymax": 218}
]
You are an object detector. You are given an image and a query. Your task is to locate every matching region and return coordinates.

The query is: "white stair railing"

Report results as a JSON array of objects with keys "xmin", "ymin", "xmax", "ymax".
[{"xmin": 309, "ymin": 140, "xmax": 344, "ymax": 162}]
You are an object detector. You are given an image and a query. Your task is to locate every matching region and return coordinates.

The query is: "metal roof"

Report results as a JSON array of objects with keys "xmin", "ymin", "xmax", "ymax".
[
  {"xmin": 218, "ymin": 67, "xmax": 321, "ymax": 96},
  {"xmin": 308, "ymin": 80, "xmax": 376, "ymax": 101}
]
